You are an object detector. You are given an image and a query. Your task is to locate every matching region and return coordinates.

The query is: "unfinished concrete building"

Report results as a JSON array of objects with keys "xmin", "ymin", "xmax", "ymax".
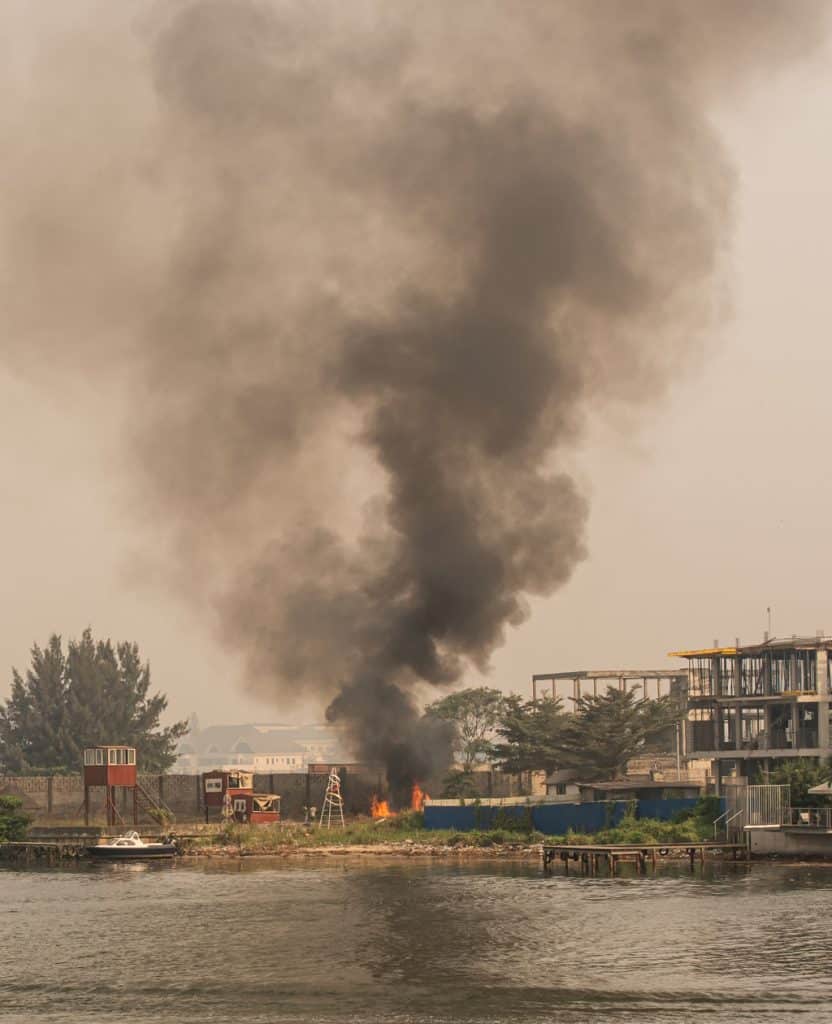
[
  {"xmin": 671, "ymin": 636, "xmax": 832, "ymax": 790},
  {"xmin": 532, "ymin": 668, "xmax": 687, "ymax": 704},
  {"xmin": 531, "ymin": 668, "xmax": 695, "ymax": 780}
]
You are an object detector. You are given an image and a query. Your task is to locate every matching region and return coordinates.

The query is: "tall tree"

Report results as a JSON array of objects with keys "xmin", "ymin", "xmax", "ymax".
[
  {"xmin": 0, "ymin": 636, "xmax": 73, "ymax": 773},
  {"xmin": 558, "ymin": 687, "xmax": 682, "ymax": 781},
  {"xmin": 765, "ymin": 758, "xmax": 832, "ymax": 807},
  {"xmin": 491, "ymin": 695, "xmax": 567, "ymax": 775},
  {"xmin": 424, "ymin": 687, "xmax": 506, "ymax": 769},
  {"xmin": 0, "ymin": 630, "xmax": 188, "ymax": 773}
]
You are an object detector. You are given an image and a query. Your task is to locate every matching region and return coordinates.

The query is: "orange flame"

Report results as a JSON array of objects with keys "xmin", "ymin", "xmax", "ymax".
[
  {"xmin": 371, "ymin": 794, "xmax": 393, "ymax": 819},
  {"xmin": 411, "ymin": 783, "xmax": 429, "ymax": 811}
]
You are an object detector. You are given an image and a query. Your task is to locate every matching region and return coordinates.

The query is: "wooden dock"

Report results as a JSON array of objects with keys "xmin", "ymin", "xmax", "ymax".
[{"xmin": 542, "ymin": 841, "xmax": 748, "ymax": 876}]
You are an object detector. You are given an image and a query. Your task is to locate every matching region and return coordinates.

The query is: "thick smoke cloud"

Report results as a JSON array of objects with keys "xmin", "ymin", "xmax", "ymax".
[{"xmin": 0, "ymin": 1, "xmax": 826, "ymax": 797}]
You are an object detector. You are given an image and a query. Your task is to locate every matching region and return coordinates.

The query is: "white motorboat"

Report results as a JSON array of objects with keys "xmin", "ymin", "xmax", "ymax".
[{"xmin": 87, "ymin": 830, "xmax": 177, "ymax": 860}]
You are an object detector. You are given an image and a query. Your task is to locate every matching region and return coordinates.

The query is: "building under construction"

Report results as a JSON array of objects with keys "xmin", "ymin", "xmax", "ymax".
[
  {"xmin": 532, "ymin": 668, "xmax": 687, "ymax": 704},
  {"xmin": 671, "ymin": 635, "xmax": 832, "ymax": 790}
]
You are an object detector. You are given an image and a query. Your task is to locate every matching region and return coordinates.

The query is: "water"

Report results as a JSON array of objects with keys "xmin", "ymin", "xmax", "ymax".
[{"xmin": 1, "ymin": 857, "xmax": 830, "ymax": 1023}]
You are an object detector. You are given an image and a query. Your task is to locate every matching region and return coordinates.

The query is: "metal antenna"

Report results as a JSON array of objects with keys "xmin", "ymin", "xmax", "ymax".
[{"xmin": 319, "ymin": 770, "xmax": 345, "ymax": 829}]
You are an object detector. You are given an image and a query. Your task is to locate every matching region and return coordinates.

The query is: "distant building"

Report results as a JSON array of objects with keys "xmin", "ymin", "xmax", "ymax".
[
  {"xmin": 544, "ymin": 769, "xmax": 701, "ymax": 803},
  {"xmin": 544, "ymin": 770, "xmax": 582, "ymax": 802},
  {"xmin": 174, "ymin": 722, "xmax": 349, "ymax": 773},
  {"xmin": 577, "ymin": 778, "xmax": 701, "ymax": 802},
  {"xmin": 531, "ymin": 666, "xmax": 690, "ymax": 776},
  {"xmin": 532, "ymin": 668, "xmax": 687, "ymax": 704},
  {"xmin": 671, "ymin": 635, "xmax": 832, "ymax": 790}
]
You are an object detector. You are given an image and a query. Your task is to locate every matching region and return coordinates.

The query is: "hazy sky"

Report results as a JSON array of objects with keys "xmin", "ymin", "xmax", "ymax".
[{"xmin": 2, "ymin": 8, "xmax": 831, "ymax": 728}]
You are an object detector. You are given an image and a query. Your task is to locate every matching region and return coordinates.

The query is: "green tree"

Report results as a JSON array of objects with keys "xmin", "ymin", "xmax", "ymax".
[
  {"xmin": 0, "ymin": 630, "xmax": 189, "ymax": 774},
  {"xmin": 0, "ymin": 636, "xmax": 73, "ymax": 774},
  {"xmin": 0, "ymin": 796, "xmax": 31, "ymax": 841},
  {"xmin": 765, "ymin": 758, "xmax": 832, "ymax": 807},
  {"xmin": 491, "ymin": 695, "xmax": 567, "ymax": 775},
  {"xmin": 558, "ymin": 687, "xmax": 682, "ymax": 781},
  {"xmin": 424, "ymin": 687, "xmax": 506, "ymax": 769}
]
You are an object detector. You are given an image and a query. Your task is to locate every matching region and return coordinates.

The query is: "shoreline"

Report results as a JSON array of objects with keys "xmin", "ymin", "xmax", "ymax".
[
  {"xmin": 6, "ymin": 837, "xmax": 832, "ymax": 868},
  {"xmin": 181, "ymin": 841, "xmax": 542, "ymax": 860}
]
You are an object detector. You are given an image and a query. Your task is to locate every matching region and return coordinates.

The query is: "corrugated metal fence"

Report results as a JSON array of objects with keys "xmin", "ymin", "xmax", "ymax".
[{"xmin": 423, "ymin": 797, "xmax": 709, "ymax": 835}]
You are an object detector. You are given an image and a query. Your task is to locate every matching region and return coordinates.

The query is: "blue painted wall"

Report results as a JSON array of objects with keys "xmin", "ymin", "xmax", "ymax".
[{"xmin": 423, "ymin": 797, "xmax": 715, "ymax": 834}]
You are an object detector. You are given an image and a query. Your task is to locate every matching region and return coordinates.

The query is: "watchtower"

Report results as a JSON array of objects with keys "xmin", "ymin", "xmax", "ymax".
[
  {"xmin": 83, "ymin": 746, "xmax": 138, "ymax": 825},
  {"xmin": 82, "ymin": 745, "xmax": 171, "ymax": 826}
]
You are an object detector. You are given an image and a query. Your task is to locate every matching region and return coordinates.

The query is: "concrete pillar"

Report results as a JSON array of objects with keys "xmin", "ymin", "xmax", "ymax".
[
  {"xmin": 817, "ymin": 650, "xmax": 830, "ymax": 754},
  {"xmin": 791, "ymin": 702, "xmax": 800, "ymax": 750}
]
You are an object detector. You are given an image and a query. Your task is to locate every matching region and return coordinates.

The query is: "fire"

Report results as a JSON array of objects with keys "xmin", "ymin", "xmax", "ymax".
[
  {"xmin": 371, "ymin": 794, "xmax": 393, "ymax": 819},
  {"xmin": 370, "ymin": 784, "xmax": 430, "ymax": 818},
  {"xmin": 411, "ymin": 783, "xmax": 429, "ymax": 811}
]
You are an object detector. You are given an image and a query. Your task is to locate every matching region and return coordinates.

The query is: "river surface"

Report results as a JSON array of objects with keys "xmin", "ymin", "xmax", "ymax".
[{"xmin": 1, "ymin": 857, "xmax": 830, "ymax": 1023}]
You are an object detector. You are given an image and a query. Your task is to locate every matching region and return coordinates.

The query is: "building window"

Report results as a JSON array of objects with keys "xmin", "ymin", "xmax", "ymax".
[
  {"xmin": 554, "ymin": 783, "xmax": 567, "ymax": 795},
  {"xmin": 740, "ymin": 656, "xmax": 765, "ymax": 696},
  {"xmin": 718, "ymin": 657, "xmax": 737, "ymax": 697},
  {"xmin": 689, "ymin": 657, "xmax": 715, "ymax": 697},
  {"xmin": 233, "ymin": 798, "xmax": 247, "ymax": 814},
  {"xmin": 205, "ymin": 779, "xmax": 223, "ymax": 793}
]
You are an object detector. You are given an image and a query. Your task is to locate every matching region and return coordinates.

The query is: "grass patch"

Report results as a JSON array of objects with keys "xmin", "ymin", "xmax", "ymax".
[
  {"xmin": 183, "ymin": 816, "xmax": 542, "ymax": 854},
  {"xmin": 544, "ymin": 798, "xmax": 719, "ymax": 846}
]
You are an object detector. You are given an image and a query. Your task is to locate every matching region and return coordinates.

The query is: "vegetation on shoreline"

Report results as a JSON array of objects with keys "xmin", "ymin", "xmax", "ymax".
[
  {"xmin": 179, "ymin": 801, "xmax": 720, "ymax": 855},
  {"xmin": 544, "ymin": 797, "xmax": 720, "ymax": 846},
  {"xmin": 0, "ymin": 796, "xmax": 31, "ymax": 842},
  {"xmin": 183, "ymin": 811, "xmax": 544, "ymax": 854}
]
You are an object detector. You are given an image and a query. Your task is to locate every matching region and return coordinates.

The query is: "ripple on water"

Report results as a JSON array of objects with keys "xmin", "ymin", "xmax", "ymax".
[{"xmin": 2, "ymin": 860, "xmax": 831, "ymax": 1023}]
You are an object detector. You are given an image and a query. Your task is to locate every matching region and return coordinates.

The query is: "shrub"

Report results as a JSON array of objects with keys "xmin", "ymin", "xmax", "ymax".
[
  {"xmin": 0, "ymin": 796, "xmax": 31, "ymax": 842},
  {"xmin": 395, "ymin": 810, "xmax": 425, "ymax": 830},
  {"xmin": 491, "ymin": 808, "xmax": 534, "ymax": 833}
]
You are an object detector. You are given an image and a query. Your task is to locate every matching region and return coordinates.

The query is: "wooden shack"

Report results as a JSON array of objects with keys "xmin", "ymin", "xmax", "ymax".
[{"xmin": 202, "ymin": 768, "xmax": 281, "ymax": 824}]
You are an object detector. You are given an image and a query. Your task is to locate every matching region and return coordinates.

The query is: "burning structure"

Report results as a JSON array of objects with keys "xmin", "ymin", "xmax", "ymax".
[{"xmin": 2, "ymin": 3, "xmax": 826, "ymax": 800}]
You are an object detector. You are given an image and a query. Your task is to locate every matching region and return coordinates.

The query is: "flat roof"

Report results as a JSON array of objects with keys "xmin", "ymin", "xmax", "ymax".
[
  {"xmin": 671, "ymin": 636, "xmax": 832, "ymax": 658},
  {"xmin": 580, "ymin": 779, "xmax": 697, "ymax": 791},
  {"xmin": 533, "ymin": 669, "xmax": 687, "ymax": 680},
  {"xmin": 83, "ymin": 744, "xmax": 135, "ymax": 750}
]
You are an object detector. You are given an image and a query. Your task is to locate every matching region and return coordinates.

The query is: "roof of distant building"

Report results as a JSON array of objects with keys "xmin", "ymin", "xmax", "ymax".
[
  {"xmin": 178, "ymin": 722, "xmax": 349, "ymax": 758},
  {"xmin": 671, "ymin": 635, "xmax": 832, "ymax": 658},
  {"xmin": 579, "ymin": 778, "xmax": 696, "ymax": 791}
]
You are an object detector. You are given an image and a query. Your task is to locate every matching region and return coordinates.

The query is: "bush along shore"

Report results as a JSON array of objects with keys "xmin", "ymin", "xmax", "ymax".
[
  {"xmin": 179, "ymin": 800, "xmax": 716, "ymax": 859},
  {"xmin": 542, "ymin": 798, "xmax": 719, "ymax": 848},
  {"xmin": 0, "ymin": 799, "xmax": 719, "ymax": 862},
  {"xmin": 180, "ymin": 811, "xmax": 543, "ymax": 858}
]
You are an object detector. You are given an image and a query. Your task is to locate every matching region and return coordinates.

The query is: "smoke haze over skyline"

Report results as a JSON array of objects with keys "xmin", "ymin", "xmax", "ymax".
[{"xmin": 1, "ymin": 3, "xmax": 831, "ymax": 779}]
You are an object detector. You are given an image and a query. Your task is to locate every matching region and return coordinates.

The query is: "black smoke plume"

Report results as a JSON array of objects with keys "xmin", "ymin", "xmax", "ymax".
[{"xmin": 1, "ymin": 1, "xmax": 826, "ymax": 799}]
